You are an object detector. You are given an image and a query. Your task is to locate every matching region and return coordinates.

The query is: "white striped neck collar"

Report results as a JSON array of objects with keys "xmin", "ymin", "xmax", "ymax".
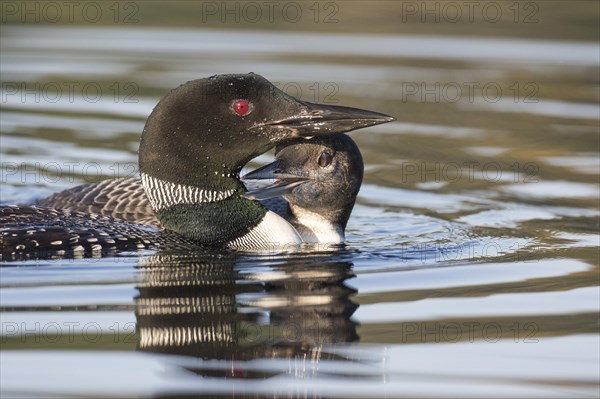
[{"xmin": 141, "ymin": 173, "xmax": 236, "ymax": 212}]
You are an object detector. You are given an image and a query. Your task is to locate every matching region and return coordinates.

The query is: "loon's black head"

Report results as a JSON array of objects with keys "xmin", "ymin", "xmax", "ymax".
[
  {"xmin": 243, "ymin": 134, "xmax": 364, "ymax": 234},
  {"xmin": 139, "ymin": 73, "xmax": 392, "ymax": 190},
  {"xmin": 138, "ymin": 73, "xmax": 393, "ymax": 245}
]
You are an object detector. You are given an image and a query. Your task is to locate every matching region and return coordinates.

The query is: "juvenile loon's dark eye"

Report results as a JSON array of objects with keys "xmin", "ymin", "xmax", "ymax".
[
  {"xmin": 232, "ymin": 100, "xmax": 253, "ymax": 116},
  {"xmin": 317, "ymin": 151, "xmax": 333, "ymax": 168}
]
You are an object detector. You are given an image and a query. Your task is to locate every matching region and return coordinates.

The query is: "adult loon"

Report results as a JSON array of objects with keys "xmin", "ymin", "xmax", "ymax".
[{"xmin": 1, "ymin": 73, "xmax": 392, "ymax": 257}]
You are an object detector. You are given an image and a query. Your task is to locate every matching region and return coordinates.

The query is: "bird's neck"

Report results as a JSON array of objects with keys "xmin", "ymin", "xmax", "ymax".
[
  {"xmin": 287, "ymin": 204, "xmax": 345, "ymax": 244},
  {"xmin": 140, "ymin": 173, "xmax": 266, "ymax": 245},
  {"xmin": 141, "ymin": 173, "xmax": 238, "ymax": 212}
]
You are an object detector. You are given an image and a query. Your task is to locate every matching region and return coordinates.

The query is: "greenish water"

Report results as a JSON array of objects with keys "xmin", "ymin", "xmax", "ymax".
[{"xmin": 1, "ymin": 2, "xmax": 599, "ymax": 398}]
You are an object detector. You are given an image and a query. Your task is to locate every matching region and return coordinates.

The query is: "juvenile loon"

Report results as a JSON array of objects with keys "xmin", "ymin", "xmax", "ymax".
[
  {"xmin": 243, "ymin": 134, "xmax": 363, "ymax": 244},
  {"xmin": 1, "ymin": 73, "xmax": 392, "ymax": 257}
]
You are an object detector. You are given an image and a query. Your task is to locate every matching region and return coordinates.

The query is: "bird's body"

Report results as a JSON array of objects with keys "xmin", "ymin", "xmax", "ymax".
[
  {"xmin": 37, "ymin": 177, "xmax": 159, "ymax": 227},
  {"xmin": 0, "ymin": 205, "xmax": 193, "ymax": 257},
  {"xmin": 34, "ymin": 178, "xmax": 289, "ymax": 229}
]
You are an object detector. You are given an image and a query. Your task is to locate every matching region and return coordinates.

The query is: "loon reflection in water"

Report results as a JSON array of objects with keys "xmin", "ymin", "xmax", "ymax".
[{"xmin": 135, "ymin": 253, "xmax": 360, "ymax": 378}]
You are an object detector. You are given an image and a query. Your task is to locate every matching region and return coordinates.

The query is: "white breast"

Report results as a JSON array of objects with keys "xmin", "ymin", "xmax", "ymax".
[{"xmin": 226, "ymin": 210, "xmax": 303, "ymax": 250}]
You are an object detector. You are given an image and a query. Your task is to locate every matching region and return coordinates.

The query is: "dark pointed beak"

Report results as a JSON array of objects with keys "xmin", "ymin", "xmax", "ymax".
[
  {"xmin": 241, "ymin": 160, "xmax": 309, "ymax": 200},
  {"xmin": 261, "ymin": 100, "xmax": 395, "ymax": 137}
]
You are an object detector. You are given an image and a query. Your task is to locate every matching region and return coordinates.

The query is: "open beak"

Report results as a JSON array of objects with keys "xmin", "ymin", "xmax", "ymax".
[
  {"xmin": 259, "ymin": 100, "xmax": 395, "ymax": 137},
  {"xmin": 241, "ymin": 160, "xmax": 308, "ymax": 200}
]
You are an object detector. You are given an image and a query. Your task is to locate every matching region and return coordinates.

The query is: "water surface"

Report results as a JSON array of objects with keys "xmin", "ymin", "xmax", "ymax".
[{"xmin": 1, "ymin": 6, "xmax": 599, "ymax": 398}]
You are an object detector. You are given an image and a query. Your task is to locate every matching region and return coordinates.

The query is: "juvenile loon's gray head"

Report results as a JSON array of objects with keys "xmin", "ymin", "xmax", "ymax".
[
  {"xmin": 138, "ymin": 73, "xmax": 393, "ymax": 246},
  {"xmin": 243, "ymin": 134, "xmax": 364, "ymax": 243}
]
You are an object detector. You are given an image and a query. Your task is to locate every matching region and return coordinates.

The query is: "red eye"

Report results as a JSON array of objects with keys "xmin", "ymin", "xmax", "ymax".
[{"xmin": 232, "ymin": 100, "xmax": 253, "ymax": 116}]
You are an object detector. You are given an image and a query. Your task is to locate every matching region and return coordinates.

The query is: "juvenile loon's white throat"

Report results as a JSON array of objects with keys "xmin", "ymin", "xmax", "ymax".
[
  {"xmin": 141, "ymin": 173, "xmax": 236, "ymax": 211},
  {"xmin": 289, "ymin": 206, "xmax": 345, "ymax": 244}
]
